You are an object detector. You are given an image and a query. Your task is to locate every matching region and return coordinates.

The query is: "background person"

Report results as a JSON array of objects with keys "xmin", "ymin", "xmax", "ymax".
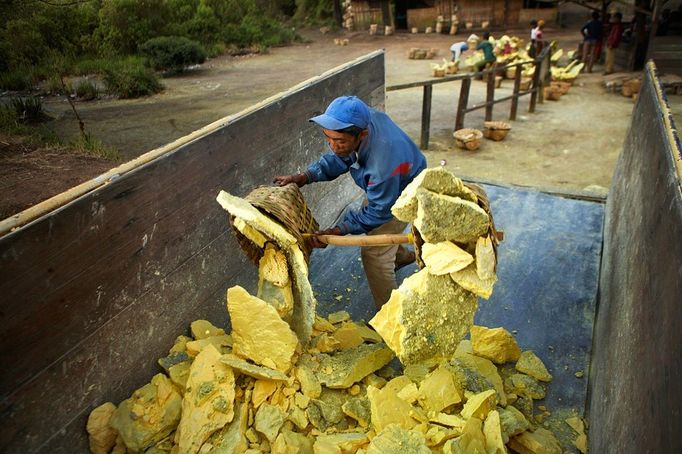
[
  {"xmin": 582, "ymin": 11, "xmax": 603, "ymax": 72},
  {"xmin": 605, "ymin": 12, "xmax": 624, "ymax": 74}
]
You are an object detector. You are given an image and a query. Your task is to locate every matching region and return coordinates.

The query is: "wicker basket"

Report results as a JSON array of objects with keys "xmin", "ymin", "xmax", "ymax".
[
  {"xmin": 483, "ymin": 121, "xmax": 511, "ymax": 141},
  {"xmin": 519, "ymin": 77, "xmax": 533, "ymax": 91},
  {"xmin": 543, "ymin": 86, "xmax": 562, "ymax": 101},
  {"xmin": 506, "ymin": 67, "xmax": 517, "ymax": 79},
  {"xmin": 453, "ymin": 128, "xmax": 483, "ymax": 151},
  {"xmin": 550, "ymin": 81, "xmax": 571, "ymax": 95},
  {"xmin": 230, "ymin": 183, "xmax": 319, "ymax": 265}
]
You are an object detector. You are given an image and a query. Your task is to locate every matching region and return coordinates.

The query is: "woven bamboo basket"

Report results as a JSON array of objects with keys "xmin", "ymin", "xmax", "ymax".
[
  {"xmin": 519, "ymin": 77, "xmax": 533, "ymax": 91},
  {"xmin": 550, "ymin": 81, "xmax": 571, "ymax": 95},
  {"xmin": 483, "ymin": 121, "xmax": 511, "ymax": 141},
  {"xmin": 544, "ymin": 86, "xmax": 562, "ymax": 101},
  {"xmin": 453, "ymin": 128, "xmax": 483, "ymax": 151},
  {"xmin": 229, "ymin": 183, "xmax": 319, "ymax": 265}
]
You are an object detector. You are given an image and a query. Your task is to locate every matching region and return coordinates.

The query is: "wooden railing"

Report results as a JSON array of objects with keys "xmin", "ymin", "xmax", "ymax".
[{"xmin": 386, "ymin": 47, "xmax": 552, "ymax": 149}]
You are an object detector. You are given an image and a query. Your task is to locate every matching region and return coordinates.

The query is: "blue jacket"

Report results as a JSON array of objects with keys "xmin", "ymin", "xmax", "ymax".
[{"xmin": 304, "ymin": 109, "xmax": 427, "ymax": 234}]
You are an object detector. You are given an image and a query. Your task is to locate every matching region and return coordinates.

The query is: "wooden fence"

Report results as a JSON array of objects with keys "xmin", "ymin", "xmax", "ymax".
[{"xmin": 386, "ymin": 46, "xmax": 551, "ymax": 149}]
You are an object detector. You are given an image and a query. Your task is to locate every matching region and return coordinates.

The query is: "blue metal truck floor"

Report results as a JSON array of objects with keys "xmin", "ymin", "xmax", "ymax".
[{"xmin": 309, "ymin": 183, "xmax": 604, "ymax": 435}]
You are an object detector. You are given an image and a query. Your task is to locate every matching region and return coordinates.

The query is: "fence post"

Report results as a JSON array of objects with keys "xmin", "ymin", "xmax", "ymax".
[
  {"xmin": 455, "ymin": 77, "xmax": 471, "ymax": 131},
  {"xmin": 485, "ymin": 68, "xmax": 495, "ymax": 121},
  {"xmin": 510, "ymin": 65, "xmax": 521, "ymax": 120},
  {"xmin": 529, "ymin": 59, "xmax": 541, "ymax": 113},
  {"xmin": 420, "ymin": 84, "xmax": 433, "ymax": 150}
]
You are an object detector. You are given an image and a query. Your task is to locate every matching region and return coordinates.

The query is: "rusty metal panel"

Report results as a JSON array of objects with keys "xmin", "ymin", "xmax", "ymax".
[{"xmin": 590, "ymin": 62, "xmax": 682, "ymax": 453}]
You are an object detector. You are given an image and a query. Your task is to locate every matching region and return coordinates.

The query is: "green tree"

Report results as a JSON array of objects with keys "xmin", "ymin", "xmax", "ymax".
[{"xmin": 96, "ymin": 0, "xmax": 170, "ymax": 54}]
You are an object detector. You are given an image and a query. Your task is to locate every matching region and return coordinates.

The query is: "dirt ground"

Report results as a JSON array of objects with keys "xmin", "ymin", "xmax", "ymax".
[{"xmin": 4, "ymin": 26, "xmax": 676, "ymax": 220}]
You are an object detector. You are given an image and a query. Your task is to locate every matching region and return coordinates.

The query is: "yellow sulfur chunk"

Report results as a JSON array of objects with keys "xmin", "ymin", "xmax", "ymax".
[
  {"xmin": 461, "ymin": 389, "xmax": 497, "ymax": 420},
  {"xmin": 508, "ymin": 428, "xmax": 562, "ymax": 454},
  {"xmin": 366, "ymin": 424, "xmax": 431, "ymax": 454},
  {"xmin": 475, "ymin": 235, "xmax": 497, "ymax": 280},
  {"xmin": 370, "ymin": 269, "xmax": 478, "ymax": 365},
  {"xmin": 414, "ymin": 189, "xmax": 489, "ymax": 244},
  {"xmin": 418, "ymin": 366, "xmax": 462, "ymax": 412},
  {"xmin": 421, "ymin": 241, "xmax": 474, "ymax": 275},
  {"xmin": 516, "ymin": 351, "xmax": 553, "ymax": 382},
  {"xmin": 392, "ymin": 167, "xmax": 478, "ymax": 222},
  {"xmin": 470, "ymin": 325, "xmax": 521, "ymax": 364},
  {"xmin": 366, "ymin": 385, "xmax": 418, "ymax": 432},
  {"xmin": 483, "ymin": 410, "xmax": 506, "ymax": 454},
  {"xmin": 175, "ymin": 345, "xmax": 235, "ymax": 454},
  {"xmin": 450, "ymin": 263, "xmax": 496, "ymax": 300},
  {"xmin": 227, "ymin": 286, "xmax": 298, "ymax": 372}
]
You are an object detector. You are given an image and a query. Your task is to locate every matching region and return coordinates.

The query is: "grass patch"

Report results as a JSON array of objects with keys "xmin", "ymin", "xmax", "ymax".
[
  {"xmin": 75, "ymin": 79, "xmax": 98, "ymax": 100},
  {"xmin": 71, "ymin": 132, "xmax": 122, "ymax": 161},
  {"xmin": 0, "ymin": 67, "xmax": 35, "ymax": 91}
]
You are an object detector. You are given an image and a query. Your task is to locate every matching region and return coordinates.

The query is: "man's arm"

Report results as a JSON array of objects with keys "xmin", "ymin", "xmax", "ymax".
[
  {"xmin": 336, "ymin": 176, "xmax": 401, "ymax": 234},
  {"xmin": 273, "ymin": 173, "xmax": 308, "ymax": 187},
  {"xmin": 274, "ymin": 152, "xmax": 351, "ymax": 187}
]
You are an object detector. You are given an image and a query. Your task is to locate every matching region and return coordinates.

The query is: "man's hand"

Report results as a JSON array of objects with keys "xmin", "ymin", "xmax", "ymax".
[
  {"xmin": 273, "ymin": 173, "xmax": 308, "ymax": 187},
  {"xmin": 308, "ymin": 227, "xmax": 342, "ymax": 249}
]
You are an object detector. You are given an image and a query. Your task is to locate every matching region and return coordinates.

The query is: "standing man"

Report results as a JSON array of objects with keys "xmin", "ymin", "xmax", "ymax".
[
  {"xmin": 604, "ymin": 12, "xmax": 624, "ymax": 75},
  {"xmin": 273, "ymin": 96, "xmax": 427, "ymax": 309},
  {"xmin": 581, "ymin": 11, "xmax": 603, "ymax": 73}
]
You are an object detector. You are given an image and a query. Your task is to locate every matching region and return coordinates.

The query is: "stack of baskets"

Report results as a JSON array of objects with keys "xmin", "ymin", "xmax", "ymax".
[{"xmin": 229, "ymin": 183, "xmax": 319, "ymax": 265}]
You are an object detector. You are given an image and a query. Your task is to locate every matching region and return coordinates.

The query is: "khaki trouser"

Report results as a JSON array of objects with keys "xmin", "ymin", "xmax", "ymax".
[
  {"xmin": 361, "ymin": 217, "xmax": 410, "ymax": 310},
  {"xmin": 605, "ymin": 47, "xmax": 616, "ymax": 74}
]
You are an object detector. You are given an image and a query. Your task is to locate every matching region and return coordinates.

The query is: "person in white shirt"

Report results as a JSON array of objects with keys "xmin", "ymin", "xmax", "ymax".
[{"xmin": 450, "ymin": 34, "xmax": 479, "ymax": 63}]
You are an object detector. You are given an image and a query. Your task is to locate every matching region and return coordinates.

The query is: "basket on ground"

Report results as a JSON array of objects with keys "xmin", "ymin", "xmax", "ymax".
[
  {"xmin": 550, "ymin": 81, "xmax": 571, "ymax": 95},
  {"xmin": 453, "ymin": 128, "xmax": 483, "ymax": 150},
  {"xmin": 543, "ymin": 86, "xmax": 562, "ymax": 101},
  {"xmin": 483, "ymin": 121, "xmax": 511, "ymax": 141},
  {"xmin": 229, "ymin": 183, "xmax": 319, "ymax": 265}
]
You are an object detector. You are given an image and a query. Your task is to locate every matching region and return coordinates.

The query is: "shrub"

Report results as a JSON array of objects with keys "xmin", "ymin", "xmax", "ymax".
[
  {"xmin": 75, "ymin": 79, "xmax": 99, "ymax": 100},
  {"xmin": 139, "ymin": 36, "xmax": 207, "ymax": 72},
  {"xmin": 0, "ymin": 69, "xmax": 34, "ymax": 91},
  {"xmin": 10, "ymin": 97, "xmax": 48, "ymax": 122},
  {"xmin": 102, "ymin": 58, "xmax": 163, "ymax": 98}
]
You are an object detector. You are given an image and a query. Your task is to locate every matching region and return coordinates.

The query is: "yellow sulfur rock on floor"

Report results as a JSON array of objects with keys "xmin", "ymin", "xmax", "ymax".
[
  {"xmin": 175, "ymin": 344, "xmax": 236, "ymax": 453},
  {"xmin": 316, "ymin": 343, "xmax": 394, "ymax": 389},
  {"xmin": 90, "ymin": 175, "xmax": 583, "ymax": 453},
  {"xmin": 516, "ymin": 350, "xmax": 553, "ymax": 382},
  {"xmin": 470, "ymin": 325, "xmax": 521, "ymax": 364},
  {"xmin": 367, "ymin": 424, "xmax": 431, "ymax": 453},
  {"xmin": 371, "ymin": 269, "xmax": 479, "ymax": 365},
  {"xmin": 227, "ymin": 285, "xmax": 298, "ymax": 372},
  {"xmin": 109, "ymin": 373, "xmax": 182, "ymax": 452},
  {"xmin": 92, "ymin": 313, "xmax": 582, "ymax": 454},
  {"xmin": 86, "ymin": 402, "xmax": 118, "ymax": 454}
]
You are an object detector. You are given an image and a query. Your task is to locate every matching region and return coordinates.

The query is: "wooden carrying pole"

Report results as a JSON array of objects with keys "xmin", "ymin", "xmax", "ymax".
[{"xmin": 303, "ymin": 233, "xmax": 412, "ymax": 246}]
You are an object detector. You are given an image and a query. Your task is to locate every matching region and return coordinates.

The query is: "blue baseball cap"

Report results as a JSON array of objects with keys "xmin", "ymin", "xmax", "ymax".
[{"xmin": 309, "ymin": 96, "xmax": 371, "ymax": 130}]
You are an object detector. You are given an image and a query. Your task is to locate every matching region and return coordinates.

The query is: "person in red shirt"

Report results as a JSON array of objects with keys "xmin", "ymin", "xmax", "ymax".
[{"xmin": 605, "ymin": 12, "xmax": 624, "ymax": 75}]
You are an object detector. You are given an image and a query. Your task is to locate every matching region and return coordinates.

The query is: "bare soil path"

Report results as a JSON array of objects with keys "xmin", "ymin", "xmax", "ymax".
[{"xmin": 4, "ymin": 27, "xmax": 642, "ymax": 220}]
